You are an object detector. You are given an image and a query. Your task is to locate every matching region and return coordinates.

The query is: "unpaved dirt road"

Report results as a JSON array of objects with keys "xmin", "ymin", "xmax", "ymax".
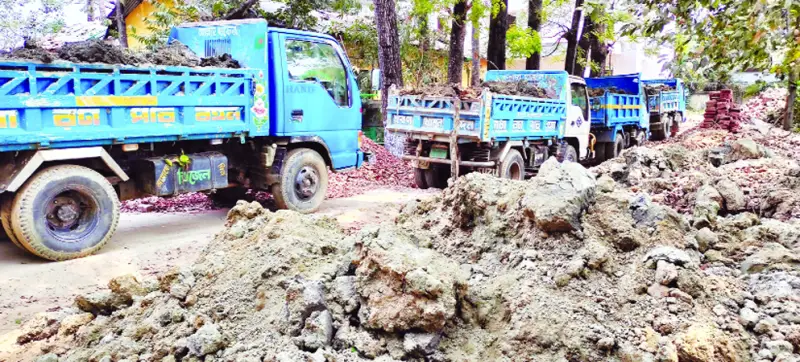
[{"xmin": 0, "ymin": 188, "xmax": 432, "ymax": 350}]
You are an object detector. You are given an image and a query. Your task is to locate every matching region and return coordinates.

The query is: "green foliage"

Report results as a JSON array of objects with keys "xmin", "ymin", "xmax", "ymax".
[
  {"xmin": 506, "ymin": 25, "xmax": 542, "ymax": 59},
  {"xmin": 627, "ymin": 0, "xmax": 800, "ymax": 82},
  {"xmin": 0, "ymin": 0, "xmax": 66, "ymax": 49},
  {"xmin": 333, "ymin": 20, "xmax": 379, "ymax": 68},
  {"xmin": 131, "ymin": 0, "xmax": 197, "ymax": 49}
]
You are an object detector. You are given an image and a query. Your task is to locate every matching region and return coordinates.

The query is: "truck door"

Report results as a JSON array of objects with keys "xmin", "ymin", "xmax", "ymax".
[
  {"xmin": 279, "ymin": 37, "xmax": 360, "ymax": 137},
  {"xmin": 565, "ymin": 81, "xmax": 591, "ymax": 159}
]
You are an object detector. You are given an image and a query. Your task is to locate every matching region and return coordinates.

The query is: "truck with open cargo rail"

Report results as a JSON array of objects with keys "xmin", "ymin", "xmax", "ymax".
[
  {"xmin": 386, "ymin": 70, "xmax": 594, "ymax": 187},
  {"xmin": 585, "ymin": 73, "xmax": 649, "ymax": 162},
  {"xmin": 643, "ymin": 78, "xmax": 687, "ymax": 140},
  {"xmin": 0, "ymin": 19, "xmax": 364, "ymax": 261}
]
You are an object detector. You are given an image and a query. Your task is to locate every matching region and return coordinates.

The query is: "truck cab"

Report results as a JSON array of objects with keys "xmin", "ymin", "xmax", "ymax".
[{"xmin": 0, "ymin": 19, "xmax": 363, "ymax": 261}]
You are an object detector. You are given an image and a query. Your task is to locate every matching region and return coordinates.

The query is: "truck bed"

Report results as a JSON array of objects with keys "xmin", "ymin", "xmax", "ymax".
[
  {"xmin": 590, "ymin": 92, "xmax": 645, "ymax": 127},
  {"xmin": 387, "ymin": 71, "xmax": 569, "ymax": 143},
  {"xmin": 0, "ymin": 61, "xmax": 256, "ymax": 152}
]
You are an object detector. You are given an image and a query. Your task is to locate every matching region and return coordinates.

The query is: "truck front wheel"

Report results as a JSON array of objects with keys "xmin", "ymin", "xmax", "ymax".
[
  {"xmin": 272, "ymin": 148, "xmax": 329, "ymax": 213},
  {"xmin": 8, "ymin": 165, "xmax": 120, "ymax": 261},
  {"xmin": 500, "ymin": 149, "xmax": 524, "ymax": 180}
]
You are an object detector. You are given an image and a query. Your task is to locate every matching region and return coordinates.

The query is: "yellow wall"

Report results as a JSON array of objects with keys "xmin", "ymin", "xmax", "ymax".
[{"xmin": 125, "ymin": 0, "xmax": 175, "ymax": 50}]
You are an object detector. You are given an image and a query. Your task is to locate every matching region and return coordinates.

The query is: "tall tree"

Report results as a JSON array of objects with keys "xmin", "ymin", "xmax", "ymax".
[
  {"xmin": 563, "ymin": 0, "xmax": 584, "ymax": 75},
  {"xmin": 486, "ymin": 0, "xmax": 509, "ymax": 70},
  {"xmin": 574, "ymin": 14, "xmax": 592, "ymax": 77},
  {"xmin": 525, "ymin": 0, "xmax": 543, "ymax": 69},
  {"xmin": 447, "ymin": 0, "xmax": 468, "ymax": 84},
  {"xmin": 630, "ymin": 0, "xmax": 800, "ymax": 130},
  {"xmin": 115, "ymin": 0, "xmax": 129, "ymax": 48},
  {"xmin": 471, "ymin": 24, "xmax": 480, "ymax": 87},
  {"xmin": 588, "ymin": 18, "xmax": 607, "ymax": 77},
  {"xmin": 373, "ymin": 0, "xmax": 403, "ymax": 123}
]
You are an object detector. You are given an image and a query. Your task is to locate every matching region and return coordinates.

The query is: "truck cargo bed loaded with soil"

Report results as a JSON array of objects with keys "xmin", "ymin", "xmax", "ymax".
[
  {"xmin": 644, "ymin": 78, "xmax": 687, "ymax": 140},
  {"xmin": 585, "ymin": 73, "xmax": 650, "ymax": 162},
  {"xmin": 0, "ymin": 19, "xmax": 365, "ymax": 261},
  {"xmin": 387, "ymin": 70, "xmax": 593, "ymax": 187}
]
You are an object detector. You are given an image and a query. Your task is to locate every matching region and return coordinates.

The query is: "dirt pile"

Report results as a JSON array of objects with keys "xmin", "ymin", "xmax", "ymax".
[
  {"xmin": 645, "ymin": 84, "xmax": 675, "ymax": 96},
  {"xmin": 327, "ymin": 138, "xmax": 417, "ymax": 199},
  {"xmin": 398, "ymin": 80, "xmax": 555, "ymax": 100},
  {"xmin": 1, "ymin": 40, "xmax": 240, "ymax": 69},
  {"xmin": 588, "ymin": 86, "xmax": 631, "ymax": 97},
  {"xmin": 11, "ymin": 128, "xmax": 800, "ymax": 361},
  {"xmin": 742, "ymin": 88, "xmax": 790, "ymax": 126}
]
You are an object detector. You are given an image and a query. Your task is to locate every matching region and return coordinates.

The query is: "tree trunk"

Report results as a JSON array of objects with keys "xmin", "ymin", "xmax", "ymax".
[
  {"xmin": 471, "ymin": 24, "xmax": 481, "ymax": 87},
  {"xmin": 588, "ymin": 12, "xmax": 607, "ymax": 77},
  {"xmin": 87, "ymin": 0, "xmax": 95, "ymax": 21},
  {"xmin": 525, "ymin": 0, "xmax": 543, "ymax": 70},
  {"xmin": 564, "ymin": 0, "xmax": 584, "ymax": 75},
  {"xmin": 115, "ymin": 0, "xmax": 128, "ymax": 48},
  {"xmin": 785, "ymin": 68, "xmax": 797, "ymax": 131},
  {"xmin": 486, "ymin": 0, "xmax": 509, "ymax": 71},
  {"xmin": 575, "ymin": 15, "xmax": 593, "ymax": 77},
  {"xmin": 373, "ymin": 0, "xmax": 403, "ymax": 124},
  {"xmin": 447, "ymin": 0, "xmax": 468, "ymax": 85}
]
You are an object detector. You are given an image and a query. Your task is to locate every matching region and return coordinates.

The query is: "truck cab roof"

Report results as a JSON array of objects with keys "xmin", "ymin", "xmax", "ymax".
[{"xmin": 174, "ymin": 19, "xmax": 338, "ymax": 43}]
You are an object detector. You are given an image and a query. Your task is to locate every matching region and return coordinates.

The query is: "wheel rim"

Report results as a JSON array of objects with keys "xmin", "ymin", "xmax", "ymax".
[
  {"xmin": 509, "ymin": 162, "xmax": 522, "ymax": 180},
  {"xmin": 294, "ymin": 166, "xmax": 320, "ymax": 201},
  {"xmin": 44, "ymin": 190, "xmax": 99, "ymax": 242}
]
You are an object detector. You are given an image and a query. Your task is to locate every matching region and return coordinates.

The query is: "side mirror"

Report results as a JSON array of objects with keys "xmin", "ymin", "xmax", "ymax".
[{"xmin": 371, "ymin": 69, "xmax": 380, "ymax": 91}]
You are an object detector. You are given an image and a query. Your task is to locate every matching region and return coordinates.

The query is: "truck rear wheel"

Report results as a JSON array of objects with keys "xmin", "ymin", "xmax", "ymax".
[
  {"xmin": 414, "ymin": 168, "xmax": 429, "ymax": 189},
  {"xmin": 424, "ymin": 166, "xmax": 449, "ymax": 189},
  {"xmin": 500, "ymin": 149, "xmax": 524, "ymax": 180},
  {"xmin": 272, "ymin": 148, "xmax": 329, "ymax": 213},
  {"xmin": 650, "ymin": 115, "xmax": 671, "ymax": 141},
  {"xmin": 1, "ymin": 195, "xmax": 24, "ymax": 250},
  {"xmin": 563, "ymin": 145, "xmax": 578, "ymax": 163},
  {"xmin": 8, "ymin": 165, "xmax": 120, "ymax": 261},
  {"xmin": 671, "ymin": 113, "xmax": 682, "ymax": 137}
]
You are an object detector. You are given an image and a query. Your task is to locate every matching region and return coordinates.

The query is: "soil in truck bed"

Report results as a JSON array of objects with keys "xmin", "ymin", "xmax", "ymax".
[
  {"xmin": 1, "ymin": 40, "xmax": 241, "ymax": 68},
  {"xmin": 399, "ymin": 80, "xmax": 557, "ymax": 100}
]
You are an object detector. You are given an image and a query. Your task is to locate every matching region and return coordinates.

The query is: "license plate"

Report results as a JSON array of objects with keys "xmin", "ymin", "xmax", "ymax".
[
  {"xmin": 393, "ymin": 114, "xmax": 413, "ymax": 125},
  {"xmin": 422, "ymin": 117, "xmax": 444, "ymax": 128},
  {"xmin": 429, "ymin": 148, "xmax": 448, "ymax": 159}
]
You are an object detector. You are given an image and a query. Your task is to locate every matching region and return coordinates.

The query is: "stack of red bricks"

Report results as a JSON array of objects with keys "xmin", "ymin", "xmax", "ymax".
[{"xmin": 701, "ymin": 89, "xmax": 742, "ymax": 132}]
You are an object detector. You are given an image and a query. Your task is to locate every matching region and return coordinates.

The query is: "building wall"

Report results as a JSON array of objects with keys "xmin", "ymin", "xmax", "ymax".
[{"xmin": 125, "ymin": 0, "xmax": 175, "ymax": 50}]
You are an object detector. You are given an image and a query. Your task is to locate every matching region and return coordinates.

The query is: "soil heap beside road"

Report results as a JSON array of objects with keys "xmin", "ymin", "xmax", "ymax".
[{"xmin": 9, "ymin": 121, "xmax": 800, "ymax": 362}]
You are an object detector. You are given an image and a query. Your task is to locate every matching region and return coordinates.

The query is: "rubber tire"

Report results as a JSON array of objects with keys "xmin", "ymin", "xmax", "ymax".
[
  {"xmin": 605, "ymin": 135, "xmax": 625, "ymax": 159},
  {"xmin": 1, "ymin": 194, "xmax": 25, "ymax": 250},
  {"xmin": 414, "ymin": 168, "xmax": 429, "ymax": 189},
  {"xmin": 671, "ymin": 113, "xmax": 682, "ymax": 137},
  {"xmin": 272, "ymin": 148, "xmax": 329, "ymax": 214},
  {"xmin": 499, "ymin": 149, "xmax": 525, "ymax": 180},
  {"xmin": 594, "ymin": 143, "xmax": 607, "ymax": 163},
  {"xmin": 563, "ymin": 145, "xmax": 578, "ymax": 163},
  {"xmin": 9, "ymin": 165, "xmax": 120, "ymax": 261},
  {"xmin": 424, "ymin": 167, "xmax": 449, "ymax": 189},
  {"xmin": 210, "ymin": 187, "xmax": 249, "ymax": 207},
  {"xmin": 633, "ymin": 130, "xmax": 646, "ymax": 147},
  {"xmin": 650, "ymin": 117, "xmax": 667, "ymax": 141}
]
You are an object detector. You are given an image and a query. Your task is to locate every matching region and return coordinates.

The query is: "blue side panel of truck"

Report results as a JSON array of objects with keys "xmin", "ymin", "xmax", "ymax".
[
  {"xmin": 386, "ymin": 70, "xmax": 568, "ymax": 143},
  {"xmin": 643, "ymin": 78, "xmax": 686, "ymax": 115},
  {"xmin": 0, "ymin": 61, "xmax": 255, "ymax": 152},
  {"xmin": 586, "ymin": 74, "xmax": 648, "ymax": 129}
]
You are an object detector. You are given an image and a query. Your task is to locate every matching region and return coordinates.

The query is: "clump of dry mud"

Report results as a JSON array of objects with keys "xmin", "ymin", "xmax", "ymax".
[
  {"xmin": 1, "ymin": 40, "xmax": 240, "ymax": 68},
  {"xmin": 11, "ymin": 136, "xmax": 800, "ymax": 362}
]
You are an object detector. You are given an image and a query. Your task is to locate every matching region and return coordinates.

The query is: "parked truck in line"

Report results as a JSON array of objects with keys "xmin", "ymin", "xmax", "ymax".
[
  {"xmin": 585, "ymin": 73, "xmax": 649, "ymax": 162},
  {"xmin": 0, "ymin": 19, "xmax": 365, "ymax": 261},
  {"xmin": 643, "ymin": 78, "xmax": 687, "ymax": 140},
  {"xmin": 386, "ymin": 70, "xmax": 594, "ymax": 188}
]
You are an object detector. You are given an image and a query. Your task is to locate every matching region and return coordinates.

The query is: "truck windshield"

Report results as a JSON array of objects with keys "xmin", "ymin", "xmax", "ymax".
[{"xmin": 285, "ymin": 39, "xmax": 350, "ymax": 107}]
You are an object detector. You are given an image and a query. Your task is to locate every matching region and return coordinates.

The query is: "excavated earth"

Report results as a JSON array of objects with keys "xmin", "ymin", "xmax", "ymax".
[
  {"xmin": 1, "ymin": 40, "xmax": 241, "ymax": 68},
  {"xmin": 8, "ymin": 121, "xmax": 800, "ymax": 362}
]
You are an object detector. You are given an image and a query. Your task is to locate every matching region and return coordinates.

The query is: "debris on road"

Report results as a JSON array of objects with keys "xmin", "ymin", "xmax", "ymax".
[
  {"xmin": 8, "ymin": 115, "xmax": 800, "ymax": 362},
  {"xmin": 327, "ymin": 138, "xmax": 417, "ymax": 199},
  {"xmin": 741, "ymin": 87, "xmax": 789, "ymax": 126},
  {"xmin": 121, "ymin": 193, "xmax": 216, "ymax": 213}
]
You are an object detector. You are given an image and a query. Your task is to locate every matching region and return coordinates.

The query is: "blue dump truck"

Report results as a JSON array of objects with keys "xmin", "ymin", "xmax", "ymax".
[
  {"xmin": 643, "ymin": 78, "xmax": 687, "ymax": 140},
  {"xmin": 386, "ymin": 70, "xmax": 594, "ymax": 188},
  {"xmin": 0, "ymin": 19, "xmax": 364, "ymax": 260},
  {"xmin": 585, "ymin": 73, "xmax": 649, "ymax": 162}
]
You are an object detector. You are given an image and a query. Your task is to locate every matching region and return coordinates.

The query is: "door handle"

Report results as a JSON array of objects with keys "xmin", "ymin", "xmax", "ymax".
[{"xmin": 291, "ymin": 109, "xmax": 303, "ymax": 123}]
